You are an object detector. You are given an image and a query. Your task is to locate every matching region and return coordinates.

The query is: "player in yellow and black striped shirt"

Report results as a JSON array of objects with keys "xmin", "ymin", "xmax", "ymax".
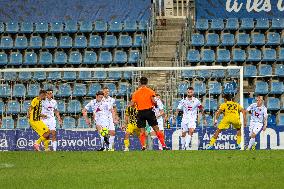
[{"xmin": 122, "ymin": 104, "xmax": 140, "ymax": 151}]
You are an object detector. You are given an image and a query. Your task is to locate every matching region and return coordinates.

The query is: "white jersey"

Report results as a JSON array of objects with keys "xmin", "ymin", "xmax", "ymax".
[
  {"xmin": 103, "ymin": 96, "xmax": 116, "ymax": 114},
  {"xmin": 85, "ymin": 99, "xmax": 112, "ymax": 121},
  {"xmin": 153, "ymin": 98, "xmax": 164, "ymax": 120},
  {"xmin": 177, "ymin": 97, "xmax": 202, "ymax": 121},
  {"xmin": 247, "ymin": 103, "xmax": 268, "ymax": 123},
  {"xmin": 41, "ymin": 99, "xmax": 58, "ymax": 118}
]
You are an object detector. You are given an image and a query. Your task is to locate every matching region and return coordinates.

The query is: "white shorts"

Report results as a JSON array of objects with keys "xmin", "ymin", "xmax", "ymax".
[
  {"xmin": 42, "ymin": 117, "xmax": 56, "ymax": 131},
  {"xmin": 249, "ymin": 121, "xmax": 263, "ymax": 136},
  {"xmin": 181, "ymin": 119, "xmax": 196, "ymax": 132},
  {"xmin": 150, "ymin": 118, "xmax": 164, "ymax": 132},
  {"xmin": 96, "ymin": 117, "xmax": 115, "ymax": 131}
]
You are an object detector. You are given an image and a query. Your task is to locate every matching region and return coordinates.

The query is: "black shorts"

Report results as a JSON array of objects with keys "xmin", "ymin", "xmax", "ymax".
[{"xmin": 137, "ymin": 108, "xmax": 158, "ymax": 128}]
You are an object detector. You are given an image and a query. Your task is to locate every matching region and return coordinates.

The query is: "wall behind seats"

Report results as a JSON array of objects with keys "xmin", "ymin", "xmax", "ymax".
[{"xmin": 0, "ymin": 0, "xmax": 151, "ymax": 22}]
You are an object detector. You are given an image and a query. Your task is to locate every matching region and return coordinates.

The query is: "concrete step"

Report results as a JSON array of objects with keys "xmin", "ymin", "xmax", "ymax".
[
  {"xmin": 148, "ymin": 52, "xmax": 175, "ymax": 58},
  {"xmin": 145, "ymin": 60, "xmax": 174, "ymax": 67},
  {"xmin": 155, "ymin": 30, "xmax": 183, "ymax": 37},
  {"xmin": 150, "ymin": 41, "xmax": 178, "ymax": 45},
  {"xmin": 149, "ymin": 45, "xmax": 177, "ymax": 53},
  {"xmin": 147, "ymin": 57, "xmax": 174, "ymax": 61},
  {"xmin": 154, "ymin": 36, "xmax": 181, "ymax": 42}
]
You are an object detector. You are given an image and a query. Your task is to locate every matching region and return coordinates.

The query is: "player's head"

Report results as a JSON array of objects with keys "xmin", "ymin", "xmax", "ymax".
[
  {"xmin": 38, "ymin": 89, "xmax": 46, "ymax": 100},
  {"xmin": 187, "ymin": 87, "xmax": 194, "ymax": 97},
  {"xmin": 256, "ymin": 95, "xmax": 264, "ymax": 106},
  {"xmin": 224, "ymin": 93, "xmax": 234, "ymax": 101},
  {"xmin": 96, "ymin": 91, "xmax": 104, "ymax": 102},
  {"xmin": 102, "ymin": 86, "xmax": 109, "ymax": 97},
  {"xmin": 46, "ymin": 88, "xmax": 53, "ymax": 99},
  {"xmin": 156, "ymin": 94, "xmax": 160, "ymax": 99},
  {"xmin": 140, "ymin": 77, "xmax": 148, "ymax": 85}
]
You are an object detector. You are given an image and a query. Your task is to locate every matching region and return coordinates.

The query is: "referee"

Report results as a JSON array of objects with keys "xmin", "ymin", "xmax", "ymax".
[{"xmin": 132, "ymin": 77, "xmax": 168, "ymax": 150}]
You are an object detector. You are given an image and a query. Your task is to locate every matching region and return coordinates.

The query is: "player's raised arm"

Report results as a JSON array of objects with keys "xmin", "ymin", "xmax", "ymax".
[{"xmin": 82, "ymin": 106, "xmax": 91, "ymax": 127}]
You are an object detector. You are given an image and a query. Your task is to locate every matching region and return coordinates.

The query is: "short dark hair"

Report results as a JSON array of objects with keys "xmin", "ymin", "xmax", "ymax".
[
  {"xmin": 46, "ymin": 88, "xmax": 53, "ymax": 92},
  {"xmin": 96, "ymin": 91, "xmax": 104, "ymax": 96},
  {"xmin": 187, "ymin": 87, "xmax": 194, "ymax": 90},
  {"xmin": 103, "ymin": 86, "xmax": 109, "ymax": 90},
  {"xmin": 140, "ymin": 77, "xmax": 148, "ymax": 85},
  {"xmin": 224, "ymin": 93, "xmax": 234, "ymax": 101},
  {"xmin": 39, "ymin": 89, "xmax": 46, "ymax": 95},
  {"xmin": 156, "ymin": 94, "xmax": 160, "ymax": 97}
]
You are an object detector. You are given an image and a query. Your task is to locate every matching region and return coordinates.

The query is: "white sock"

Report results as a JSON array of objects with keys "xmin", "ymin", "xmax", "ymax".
[
  {"xmin": 185, "ymin": 134, "xmax": 191, "ymax": 149},
  {"xmin": 151, "ymin": 135, "xmax": 162, "ymax": 150},
  {"xmin": 248, "ymin": 138, "xmax": 255, "ymax": 149},
  {"xmin": 52, "ymin": 141, "xmax": 57, "ymax": 151},
  {"xmin": 109, "ymin": 136, "xmax": 115, "ymax": 149},
  {"xmin": 181, "ymin": 136, "xmax": 185, "ymax": 149},
  {"xmin": 100, "ymin": 135, "xmax": 105, "ymax": 148}
]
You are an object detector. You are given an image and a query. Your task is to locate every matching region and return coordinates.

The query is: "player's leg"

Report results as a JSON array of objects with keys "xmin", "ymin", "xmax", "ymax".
[
  {"xmin": 31, "ymin": 121, "xmax": 50, "ymax": 151},
  {"xmin": 232, "ymin": 118, "xmax": 242, "ymax": 149},
  {"xmin": 96, "ymin": 124, "xmax": 108, "ymax": 151},
  {"xmin": 207, "ymin": 128, "xmax": 223, "ymax": 149},
  {"xmin": 185, "ymin": 123, "xmax": 196, "ymax": 150},
  {"xmin": 180, "ymin": 121, "xmax": 188, "ymax": 150},
  {"xmin": 108, "ymin": 120, "xmax": 116, "ymax": 151},
  {"xmin": 247, "ymin": 123, "xmax": 262, "ymax": 150},
  {"xmin": 137, "ymin": 111, "xmax": 147, "ymax": 150},
  {"xmin": 124, "ymin": 131, "xmax": 131, "ymax": 151},
  {"xmin": 46, "ymin": 118, "xmax": 57, "ymax": 151}
]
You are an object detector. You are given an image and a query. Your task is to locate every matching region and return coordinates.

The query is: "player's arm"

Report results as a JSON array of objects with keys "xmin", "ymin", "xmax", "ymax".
[
  {"xmin": 54, "ymin": 109, "xmax": 62, "ymax": 125},
  {"xmin": 82, "ymin": 107, "xmax": 91, "ymax": 127},
  {"xmin": 122, "ymin": 108, "xmax": 129, "ymax": 130},
  {"xmin": 111, "ymin": 108, "xmax": 118, "ymax": 124},
  {"xmin": 214, "ymin": 108, "xmax": 223, "ymax": 127},
  {"xmin": 240, "ymin": 108, "xmax": 247, "ymax": 127},
  {"xmin": 263, "ymin": 109, "xmax": 268, "ymax": 131},
  {"xmin": 198, "ymin": 105, "xmax": 207, "ymax": 125}
]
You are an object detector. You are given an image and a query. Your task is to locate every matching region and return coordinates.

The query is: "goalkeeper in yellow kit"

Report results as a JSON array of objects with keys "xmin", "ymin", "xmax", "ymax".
[
  {"xmin": 27, "ymin": 90, "xmax": 51, "ymax": 151},
  {"xmin": 207, "ymin": 94, "xmax": 246, "ymax": 150}
]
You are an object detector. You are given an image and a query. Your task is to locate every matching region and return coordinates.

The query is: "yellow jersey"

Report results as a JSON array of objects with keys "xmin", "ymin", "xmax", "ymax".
[
  {"xmin": 30, "ymin": 97, "xmax": 42, "ymax": 121},
  {"xmin": 125, "ymin": 106, "xmax": 138, "ymax": 125},
  {"xmin": 219, "ymin": 101, "xmax": 243, "ymax": 118}
]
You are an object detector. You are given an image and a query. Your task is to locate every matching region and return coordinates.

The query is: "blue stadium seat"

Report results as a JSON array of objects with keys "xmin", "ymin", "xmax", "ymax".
[
  {"xmin": 133, "ymin": 34, "xmax": 143, "ymax": 47},
  {"xmin": 20, "ymin": 22, "xmax": 33, "ymax": 33},
  {"xmin": 191, "ymin": 33, "xmax": 204, "ymax": 46},
  {"xmin": 277, "ymin": 48, "xmax": 284, "ymax": 61},
  {"xmin": 18, "ymin": 72, "xmax": 32, "ymax": 81},
  {"xmin": 104, "ymin": 83, "xmax": 116, "ymax": 94},
  {"xmin": 227, "ymin": 69, "xmax": 240, "ymax": 78},
  {"xmin": 6, "ymin": 22, "xmax": 19, "ymax": 33},
  {"xmin": 270, "ymin": 81, "xmax": 284, "ymax": 94},
  {"xmin": 225, "ymin": 18, "xmax": 239, "ymax": 30},
  {"xmin": 182, "ymin": 70, "xmax": 195, "ymax": 78},
  {"xmin": 74, "ymin": 34, "xmax": 87, "ymax": 48},
  {"xmin": 94, "ymin": 21, "xmax": 107, "ymax": 32},
  {"xmin": 0, "ymin": 52, "xmax": 7, "ymax": 65},
  {"xmin": 33, "ymin": 71, "xmax": 46, "ymax": 81},
  {"xmin": 0, "ymin": 101, "xmax": 4, "ymax": 114},
  {"xmin": 1, "ymin": 117, "xmax": 14, "ymax": 129},
  {"xmin": 208, "ymin": 81, "xmax": 221, "ymax": 95},
  {"xmin": 115, "ymin": 99, "xmax": 125, "ymax": 112},
  {"xmin": 204, "ymin": 99, "xmax": 218, "ymax": 111},
  {"xmin": 278, "ymin": 114, "xmax": 284, "ymax": 126},
  {"xmin": 44, "ymin": 35, "xmax": 57, "ymax": 48},
  {"xmin": 64, "ymin": 21, "xmax": 78, "ymax": 33},
  {"xmin": 137, "ymin": 20, "xmax": 147, "ymax": 32},
  {"xmin": 212, "ymin": 70, "xmax": 225, "ymax": 78},
  {"xmin": 223, "ymin": 81, "xmax": 238, "ymax": 95},
  {"xmin": 87, "ymin": 83, "xmax": 101, "ymax": 96},
  {"xmin": 50, "ymin": 22, "xmax": 63, "ymax": 33},
  {"xmin": 262, "ymin": 48, "xmax": 276, "ymax": 61},
  {"xmin": 13, "ymin": 84, "xmax": 26, "ymax": 97},
  {"xmin": 30, "ymin": 34, "xmax": 42, "ymax": 48},
  {"xmin": 108, "ymin": 21, "xmax": 122, "ymax": 32},
  {"xmin": 79, "ymin": 21, "xmax": 93, "ymax": 32},
  {"xmin": 54, "ymin": 51, "xmax": 67, "ymax": 65},
  {"xmin": 267, "ymin": 97, "xmax": 280, "ymax": 111},
  {"xmin": 247, "ymin": 49, "xmax": 261, "ymax": 62},
  {"xmin": 220, "ymin": 33, "xmax": 234, "ymax": 46},
  {"xmin": 27, "ymin": 83, "xmax": 40, "ymax": 97},
  {"xmin": 73, "ymin": 84, "xmax": 86, "ymax": 97},
  {"xmin": 14, "ymin": 35, "xmax": 28, "ymax": 49},
  {"xmin": 267, "ymin": 114, "xmax": 277, "ymax": 125},
  {"xmin": 205, "ymin": 33, "xmax": 219, "ymax": 46},
  {"xmin": 9, "ymin": 51, "xmax": 22, "ymax": 66},
  {"xmin": 47, "ymin": 71, "xmax": 62, "ymax": 81},
  {"xmin": 7, "ymin": 101, "xmax": 20, "ymax": 114},
  {"xmin": 244, "ymin": 98, "xmax": 250, "ymax": 109},
  {"xmin": 0, "ymin": 35, "xmax": 13, "ymax": 49},
  {"xmin": 187, "ymin": 49, "xmax": 200, "ymax": 63},
  {"xmin": 123, "ymin": 71, "xmax": 132, "ymax": 80},
  {"xmin": 178, "ymin": 83, "xmax": 189, "ymax": 95},
  {"xmin": 117, "ymin": 83, "xmax": 130, "ymax": 96},
  {"xmin": 59, "ymin": 35, "xmax": 72, "ymax": 48},
  {"xmin": 21, "ymin": 100, "xmax": 31, "ymax": 114},
  {"xmin": 201, "ymin": 49, "xmax": 215, "ymax": 62},
  {"xmin": 210, "ymin": 19, "xmax": 224, "ymax": 31},
  {"xmin": 196, "ymin": 70, "xmax": 211, "ymax": 78},
  {"xmin": 103, "ymin": 35, "xmax": 117, "ymax": 48},
  {"xmin": 255, "ymin": 81, "xmax": 269, "ymax": 95},
  {"xmin": 196, "ymin": 19, "xmax": 209, "ymax": 31},
  {"xmin": 255, "ymin": 18, "xmax": 269, "ymax": 30},
  {"xmin": 39, "ymin": 50, "xmax": 52, "ymax": 65},
  {"xmin": 193, "ymin": 82, "xmax": 206, "ymax": 95},
  {"xmin": 251, "ymin": 33, "xmax": 265, "ymax": 46},
  {"xmin": 24, "ymin": 50, "xmax": 37, "ymax": 65},
  {"xmin": 118, "ymin": 34, "xmax": 132, "ymax": 47},
  {"xmin": 236, "ymin": 33, "xmax": 249, "ymax": 46},
  {"xmin": 108, "ymin": 71, "xmax": 122, "ymax": 80},
  {"xmin": 216, "ymin": 49, "xmax": 230, "ymax": 62},
  {"xmin": 83, "ymin": 50, "xmax": 97, "ymax": 64},
  {"xmin": 78, "ymin": 117, "xmax": 89, "ymax": 128},
  {"xmin": 57, "ymin": 83, "xmax": 72, "ymax": 97},
  {"xmin": 232, "ymin": 48, "xmax": 246, "ymax": 62},
  {"xmin": 98, "ymin": 51, "xmax": 112, "ymax": 64},
  {"xmin": 43, "ymin": 83, "xmax": 57, "ymax": 93},
  {"xmin": 128, "ymin": 50, "xmax": 140, "ymax": 64},
  {"xmin": 89, "ymin": 35, "xmax": 102, "ymax": 48},
  {"xmin": 275, "ymin": 64, "xmax": 284, "ymax": 77},
  {"xmin": 266, "ymin": 32, "xmax": 280, "ymax": 46},
  {"xmin": 62, "ymin": 71, "xmax": 76, "ymax": 81},
  {"xmin": 17, "ymin": 117, "xmax": 29, "ymax": 129},
  {"xmin": 69, "ymin": 51, "xmax": 82, "ymax": 65},
  {"xmin": 113, "ymin": 50, "xmax": 127, "ymax": 64},
  {"xmin": 4, "ymin": 72, "xmax": 17, "ymax": 81},
  {"xmin": 35, "ymin": 22, "xmax": 48, "ymax": 33},
  {"xmin": 240, "ymin": 18, "xmax": 254, "ymax": 30},
  {"xmin": 258, "ymin": 65, "xmax": 272, "ymax": 76},
  {"xmin": 123, "ymin": 20, "xmax": 137, "ymax": 32},
  {"xmin": 271, "ymin": 18, "xmax": 284, "ymax": 29},
  {"xmin": 0, "ymin": 84, "xmax": 11, "ymax": 97},
  {"xmin": 94, "ymin": 71, "xmax": 107, "ymax": 80},
  {"xmin": 57, "ymin": 100, "xmax": 66, "ymax": 114},
  {"xmin": 244, "ymin": 65, "xmax": 257, "ymax": 77},
  {"xmin": 62, "ymin": 116, "xmax": 76, "ymax": 129},
  {"xmin": 0, "ymin": 22, "xmax": 3, "ymax": 33}
]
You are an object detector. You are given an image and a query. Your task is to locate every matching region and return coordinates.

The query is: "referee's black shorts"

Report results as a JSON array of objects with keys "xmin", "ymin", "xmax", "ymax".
[{"xmin": 136, "ymin": 108, "xmax": 158, "ymax": 128}]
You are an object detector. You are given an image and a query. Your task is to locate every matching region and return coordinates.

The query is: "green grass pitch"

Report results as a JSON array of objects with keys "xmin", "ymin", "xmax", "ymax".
[{"xmin": 0, "ymin": 150, "xmax": 284, "ymax": 189}]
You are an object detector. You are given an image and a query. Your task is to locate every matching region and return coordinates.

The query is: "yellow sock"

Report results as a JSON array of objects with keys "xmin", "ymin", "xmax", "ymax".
[
  {"xmin": 209, "ymin": 137, "xmax": 217, "ymax": 146},
  {"xmin": 124, "ymin": 139, "xmax": 130, "ymax": 149},
  {"xmin": 35, "ymin": 136, "xmax": 45, "ymax": 145},
  {"xmin": 44, "ymin": 139, "xmax": 50, "ymax": 150},
  {"xmin": 237, "ymin": 135, "xmax": 241, "ymax": 145}
]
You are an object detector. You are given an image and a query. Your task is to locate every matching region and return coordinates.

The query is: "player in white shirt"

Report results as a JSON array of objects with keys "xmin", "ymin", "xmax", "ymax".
[
  {"xmin": 174, "ymin": 87, "xmax": 206, "ymax": 150},
  {"xmin": 82, "ymin": 91, "xmax": 117, "ymax": 151},
  {"xmin": 246, "ymin": 96, "xmax": 268, "ymax": 150},
  {"xmin": 102, "ymin": 86, "xmax": 118, "ymax": 151},
  {"xmin": 41, "ymin": 89, "xmax": 62, "ymax": 151},
  {"xmin": 150, "ymin": 94, "xmax": 165, "ymax": 150}
]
